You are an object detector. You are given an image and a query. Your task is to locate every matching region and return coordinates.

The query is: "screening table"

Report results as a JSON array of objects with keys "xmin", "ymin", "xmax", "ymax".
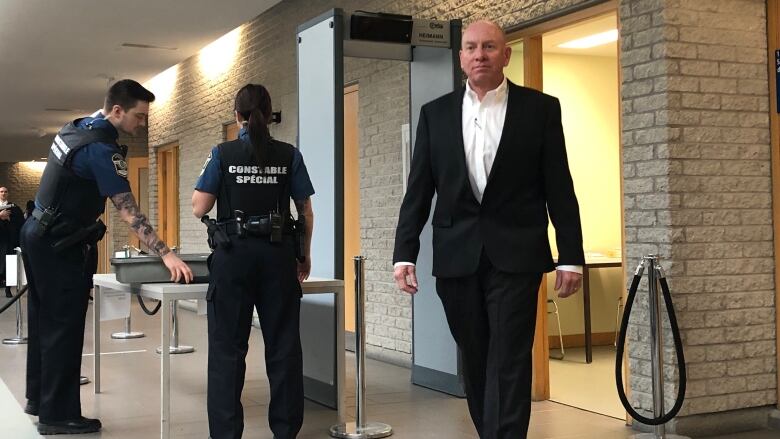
[{"xmin": 92, "ymin": 273, "xmax": 344, "ymax": 439}]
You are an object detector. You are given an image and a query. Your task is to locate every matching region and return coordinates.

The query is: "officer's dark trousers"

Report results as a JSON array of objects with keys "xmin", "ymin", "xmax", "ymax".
[
  {"xmin": 436, "ymin": 250, "xmax": 542, "ymax": 439},
  {"xmin": 207, "ymin": 236, "xmax": 303, "ymax": 439},
  {"xmin": 20, "ymin": 217, "xmax": 95, "ymax": 422}
]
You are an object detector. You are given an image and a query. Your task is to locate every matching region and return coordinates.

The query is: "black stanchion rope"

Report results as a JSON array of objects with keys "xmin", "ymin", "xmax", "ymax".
[
  {"xmin": 0, "ymin": 285, "xmax": 28, "ymax": 315},
  {"xmin": 137, "ymin": 294, "xmax": 161, "ymax": 315},
  {"xmin": 615, "ymin": 268, "xmax": 687, "ymax": 426}
]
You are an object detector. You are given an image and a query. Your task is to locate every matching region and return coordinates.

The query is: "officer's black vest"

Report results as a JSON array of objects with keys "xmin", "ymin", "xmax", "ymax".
[
  {"xmin": 216, "ymin": 138, "xmax": 295, "ymax": 222},
  {"xmin": 37, "ymin": 118, "xmax": 120, "ymax": 227}
]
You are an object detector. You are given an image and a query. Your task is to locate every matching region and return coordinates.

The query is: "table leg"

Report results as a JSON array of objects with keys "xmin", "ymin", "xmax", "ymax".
[
  {"xmin": 583, "ymin": 268, "xmax": 592, "ymax": 364},
  {"xmin": 335, "ymin": 288, "xmax": 345, "ymax": 422},
  {"xmin": 161, "ymin": 299, "xmax": 171, "ymax": 439},
  {"xmin": 93, "ymin": 285, "xmax": 101, "ymax": 394}
]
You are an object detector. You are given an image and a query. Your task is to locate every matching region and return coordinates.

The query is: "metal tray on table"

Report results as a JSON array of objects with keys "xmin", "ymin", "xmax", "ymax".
[{"xmin": 110, "ymin": 253, "xmax": 210, "ymax": 284}]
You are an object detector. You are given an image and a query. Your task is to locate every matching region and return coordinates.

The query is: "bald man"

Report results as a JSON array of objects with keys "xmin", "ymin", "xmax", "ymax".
[{"xmin": 393, "ymin": 21, "xmax": 584, "ymax": 438}]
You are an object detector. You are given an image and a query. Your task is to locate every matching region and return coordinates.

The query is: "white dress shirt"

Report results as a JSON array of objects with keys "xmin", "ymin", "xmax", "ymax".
[{"xmin": 396, "ymin": 77, "xmax": 581, "ymax": 275}]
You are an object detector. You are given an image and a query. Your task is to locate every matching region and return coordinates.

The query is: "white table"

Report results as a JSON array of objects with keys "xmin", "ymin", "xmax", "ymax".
[{"xmin": 92, "ymin": 273, "xmax": 345, "ymax": 439}]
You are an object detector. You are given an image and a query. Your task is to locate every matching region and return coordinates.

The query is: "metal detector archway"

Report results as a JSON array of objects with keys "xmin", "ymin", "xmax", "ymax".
[{"xmin": 297, "ymin": 9, "xmax": 465, "ymax": 397}]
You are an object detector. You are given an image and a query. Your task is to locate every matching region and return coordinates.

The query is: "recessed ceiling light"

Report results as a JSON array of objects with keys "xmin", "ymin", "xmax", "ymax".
[
  {"xmin": 559, "ymin": 29, "xmax": 618, "ymax": 49},
  {"xmin": 121, "ymin": 43, "xmax": 177, "ymax": 51}
]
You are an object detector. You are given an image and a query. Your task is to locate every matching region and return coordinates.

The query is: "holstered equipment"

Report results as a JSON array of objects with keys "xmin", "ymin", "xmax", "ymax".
[{"xmin": 201, "ymin": 215, "xmax": 232, "ymax": 250}]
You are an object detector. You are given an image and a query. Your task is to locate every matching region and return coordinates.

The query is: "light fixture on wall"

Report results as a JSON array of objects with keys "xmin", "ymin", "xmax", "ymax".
[
  {"xmin": 146, "ymin": 64, "xmax": 179, "ymax": 107},
  {"xmin": 199, "ymin": 26, "xmax": 242, "ymax": 80},
  {"xmin": 558, "ymin": 29, "xmax": 618, "ymax": 49}
]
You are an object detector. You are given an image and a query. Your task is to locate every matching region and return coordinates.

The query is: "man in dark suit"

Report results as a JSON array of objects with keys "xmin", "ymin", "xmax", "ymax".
[
  {"xmin": 393, "ymin": 21, "xmax": 585, "ymax": 438},
  {"xmin": 0, "ymin": 187, "xmax": 24, "ymax": 297}
]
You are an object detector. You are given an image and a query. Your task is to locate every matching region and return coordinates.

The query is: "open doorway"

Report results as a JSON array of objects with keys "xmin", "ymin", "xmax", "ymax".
[{"xmin": 508, "ymin": 7, "xmax": 625, "ymax": 419}]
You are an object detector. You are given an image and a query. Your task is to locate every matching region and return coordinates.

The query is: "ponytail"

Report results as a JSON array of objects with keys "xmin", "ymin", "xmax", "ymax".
[
  {"xmin": 234, "ymin": 84, "xmax": 273, "ymax": 165},
  {"xmin": 247, "ymin": 108, "xmax": 270, "ymax": 164}
]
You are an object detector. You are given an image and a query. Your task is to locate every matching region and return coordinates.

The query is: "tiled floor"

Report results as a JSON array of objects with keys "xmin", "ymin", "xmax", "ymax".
[
  {"xmin": 0, "ymin": 298, "xmax": 777, "ymax": 438},
  {"xmin": 549, "ymin": 346, "xmax": 625, "ymax": 419}
]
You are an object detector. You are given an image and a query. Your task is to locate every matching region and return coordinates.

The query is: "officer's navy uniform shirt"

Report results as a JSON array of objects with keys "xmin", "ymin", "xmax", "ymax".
[
  {"xmin": 195, "ymin": 127, "xmax": 315, "ymax": 200},
  {"xmin": 35, "ymin": 112, "xmax": 131, "ymax": 210}
]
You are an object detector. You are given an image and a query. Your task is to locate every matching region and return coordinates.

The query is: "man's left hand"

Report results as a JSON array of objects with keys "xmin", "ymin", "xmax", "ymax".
[{"xmin": 554, "ymin": 270, "xmax": 582, "ymax": 298}]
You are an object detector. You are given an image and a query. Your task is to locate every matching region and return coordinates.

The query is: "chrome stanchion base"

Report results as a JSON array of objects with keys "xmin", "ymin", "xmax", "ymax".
[
  {"xmin": 329, "ymin": 422, "xmax": 393, "ymax": 439},
  {"xmin": 111, "ymin": 331, "xmax": 145, "ymax": 339},
  {"xmin": 633, "ymin": 434, "xmax": 691, "ymax": 439},
  {"xmin": 80, "ymin": 376, "xmax": 90, "ymax": 385},
  {"xmin": 2, "ymin": 337, "xmax": 27, "ymax": 344},
  {"xmin": 156, "ymin": 345, "xmax": 195, "ymax": 354}
]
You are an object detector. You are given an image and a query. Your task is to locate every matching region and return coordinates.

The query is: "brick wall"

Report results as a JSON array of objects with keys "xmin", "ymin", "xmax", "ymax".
[
  {"xmin": 620, "ymin": 0, "xmax": 775, "ymax": 431},
  {"xmin": 0, "ymin": 162, "xmax": 44, "ymax": 210}
]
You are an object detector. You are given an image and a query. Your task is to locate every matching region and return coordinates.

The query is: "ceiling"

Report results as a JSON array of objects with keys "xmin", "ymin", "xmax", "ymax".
[
  {"xmin": 0, "ymin": 0, "xmax": 282, "ymax": 163},
  {"xmin": 542, "ymin": 13, "xmax": 618, "ymax": 57}
]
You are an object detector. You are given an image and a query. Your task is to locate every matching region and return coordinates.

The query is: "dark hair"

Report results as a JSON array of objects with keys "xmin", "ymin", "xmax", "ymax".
[
  {"xmin": 104, "ymin": 79, "xmax": 155, "ymax": 112},
  {"xmin": 234, "ymin": 84, "xmax": 272, "ymax": 164}
]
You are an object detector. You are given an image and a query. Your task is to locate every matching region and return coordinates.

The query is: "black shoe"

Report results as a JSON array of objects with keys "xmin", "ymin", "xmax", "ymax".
[
  {"xmin": 4, "ymin": 287, "xmax": 11, "ymax": 298},
  {"xmin": 24, "ymin": 400, "xmax": 38, "ymax": 416},
  {"xmin": 37, "ymin": 417, "xmax": 102, "ymax": 435}
]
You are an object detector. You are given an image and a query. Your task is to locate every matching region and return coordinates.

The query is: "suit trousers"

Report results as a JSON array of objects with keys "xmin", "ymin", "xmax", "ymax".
[
  {"xmin": 206, "ymin": 237, "xmax": 303, "ymax": 439},
  {"xmin": 436, "ymin": 250, "xmax": 542, "ymax": 439},
  {"xmin": 20, "ymin": 217, "xmax": 95, "ymax": 422}
]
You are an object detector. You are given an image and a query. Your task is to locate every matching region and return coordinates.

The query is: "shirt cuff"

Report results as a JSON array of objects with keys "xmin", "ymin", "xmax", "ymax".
[
  {"xmin": 393, "ymin": 262, "xmax": 415, "ymax": 269},
  {"xmin": 556, "ymin": 265, "xmax": 583, "ymax": 274}
]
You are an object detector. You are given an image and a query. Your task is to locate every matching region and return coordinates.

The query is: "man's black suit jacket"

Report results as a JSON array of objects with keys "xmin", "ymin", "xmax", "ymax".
[{"xmin": 393, "ymin": 81, "xmax": 585, "ymax": 278}]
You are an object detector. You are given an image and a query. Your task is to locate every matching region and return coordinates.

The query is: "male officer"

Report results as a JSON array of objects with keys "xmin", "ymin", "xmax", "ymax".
[
  {"xmin": 393, "ymin": 21, "xmax": 584, "ymax": 438},
  {"xmin": 21, "ymin": 79, "xmax": 193, "ymax": 435}
]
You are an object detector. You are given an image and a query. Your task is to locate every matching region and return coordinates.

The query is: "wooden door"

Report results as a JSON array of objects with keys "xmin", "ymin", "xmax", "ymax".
[
  {"xmin": 344, "ymin": 84, "xmax": 360, "ymax": 334},
  {"xmin": 127, "ymin": 157, "xmax": 150, "ymax": 250},
  {"xmin": 156, "ymin": 144, "xmax": 179, "ymax": 249}
]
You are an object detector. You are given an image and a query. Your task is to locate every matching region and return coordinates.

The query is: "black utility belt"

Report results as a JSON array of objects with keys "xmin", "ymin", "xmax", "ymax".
[
  {"xmin": 31, "ymin": 207, "xmax": 106, "ymax": 251},
  {"xmin": 219, "ymin": 216, "xmax": 295, "ymax": 237}
]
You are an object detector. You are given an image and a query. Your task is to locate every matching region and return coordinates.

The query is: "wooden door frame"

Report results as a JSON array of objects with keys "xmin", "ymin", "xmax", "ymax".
[
  {"xmin": 506, "ymin": 0, "xmax": 622, "ymax": 403},
  {"xmin": 127, "ymin": 156, "xmax": 150, "ymax": 249},
  {"xmin": 156, "ymin": 143, "xmax": 179, "ymax": 249},
  {"xmin": 767, "ymin": 0, "xmax": 780, "ymax": 410}
]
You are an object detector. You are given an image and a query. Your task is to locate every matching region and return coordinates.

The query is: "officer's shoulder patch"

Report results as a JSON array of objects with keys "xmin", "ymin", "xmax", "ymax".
[
  {"xmin": 112, "ymin": 153, "xmax": 128, "ymax": 178},
  {"xmin": 200, "ymin": 151, "xmax": 212, "ymax": 176}
]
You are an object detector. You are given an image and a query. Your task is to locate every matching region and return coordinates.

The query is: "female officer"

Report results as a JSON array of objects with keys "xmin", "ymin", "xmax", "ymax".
[{"xmin": 192, "ymin": 83, "xmax": 314, "ymax": 439}]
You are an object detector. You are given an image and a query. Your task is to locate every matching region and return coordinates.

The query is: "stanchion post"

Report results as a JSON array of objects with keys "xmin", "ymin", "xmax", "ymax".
[
  {"xmin": 633, "ymin": 255, "xmax": 689, "ymax": 439},
  {"xmin": 330, "ymin": 256, "xmax": 392, "ymax": 439},
  {"xmin": 156, "ymin": 300, "xmax": 194, "ymax": 354}
]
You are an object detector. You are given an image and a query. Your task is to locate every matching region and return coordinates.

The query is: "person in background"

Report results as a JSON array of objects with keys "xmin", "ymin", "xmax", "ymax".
[{"xmin": 0, "ymin": 187, "xmax": 24, "ymax": 297}]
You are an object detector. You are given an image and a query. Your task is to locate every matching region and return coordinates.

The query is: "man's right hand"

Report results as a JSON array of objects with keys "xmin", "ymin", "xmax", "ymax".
[
  {"xmin": 162, "ymin": 252, "xmax": 193, "ymax": 283},
  {"xmin": 393, "ymin": 264, "xmax": 418, "ymax": 294},
  {"xmin": 0, "ymin": 210, "xmax": 10, "ymax": 221}
]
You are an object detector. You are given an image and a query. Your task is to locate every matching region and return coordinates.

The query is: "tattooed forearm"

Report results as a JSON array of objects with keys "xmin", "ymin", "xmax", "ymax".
[{"xmin": 111, "ymin": 192, "xmax": 171, "ymax": 257}]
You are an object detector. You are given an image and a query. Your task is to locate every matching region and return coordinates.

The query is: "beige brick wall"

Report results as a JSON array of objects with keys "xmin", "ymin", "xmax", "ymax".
[
  {"xmin": 0, "ymin": 162, "xmax": 44, "ymax": 211},
  {"xmin": 620, "ymin": 0, "xmax": 775, "ymax": 426}
]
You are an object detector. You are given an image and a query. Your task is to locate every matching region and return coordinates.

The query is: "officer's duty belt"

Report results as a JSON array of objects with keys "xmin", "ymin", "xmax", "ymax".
[{"xmin": 220, "ymin": 216, "xmax": 295, "ymax": 237}]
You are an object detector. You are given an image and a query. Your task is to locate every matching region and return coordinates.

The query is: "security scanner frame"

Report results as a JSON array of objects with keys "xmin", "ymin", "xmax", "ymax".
[{"xmin": 297, "ymin": 8, "xmax": 466, "ymax": 400}]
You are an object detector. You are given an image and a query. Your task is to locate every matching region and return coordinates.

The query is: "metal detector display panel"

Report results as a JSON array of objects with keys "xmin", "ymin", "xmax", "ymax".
[{"xmin": 297, "ymin": 12, "xmax": 343, "ymax": 280}]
